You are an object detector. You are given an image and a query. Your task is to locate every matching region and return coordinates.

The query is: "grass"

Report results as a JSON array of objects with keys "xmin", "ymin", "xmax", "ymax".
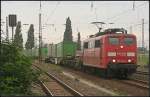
[
  {"xmin": 137, "ymin": 53, "xmax": 149, "ymax": 66},
  {"xmin": 41, "ymin": 63, "xmax": 63, "ymax": 73}
]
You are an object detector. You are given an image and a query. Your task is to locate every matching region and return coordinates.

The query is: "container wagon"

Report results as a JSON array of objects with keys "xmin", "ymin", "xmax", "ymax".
[
  {"xmin": 46, "ymin": 44, "xmax": 57, "ymax": 63},
  {"xmin": 55, "ymin": 41, "xmax": 77, "ymax": 64}
]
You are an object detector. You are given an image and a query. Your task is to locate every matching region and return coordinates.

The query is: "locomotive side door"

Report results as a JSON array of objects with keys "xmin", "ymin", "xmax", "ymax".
[{"xmin": 94, "ymin": 39, "xmax": 102, "ymax": 67}]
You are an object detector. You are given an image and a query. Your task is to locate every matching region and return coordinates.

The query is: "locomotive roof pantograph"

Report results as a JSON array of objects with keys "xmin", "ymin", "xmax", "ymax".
[{"xmin": 89, "ymin": 28, "xmax": 128, "ymax": 38}]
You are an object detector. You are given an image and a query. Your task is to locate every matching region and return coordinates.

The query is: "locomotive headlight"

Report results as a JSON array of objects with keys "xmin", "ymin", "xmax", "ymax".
[
  {"xmin": 112, "ymin": 59, "xmax": 116, "ymax": 62},
  {"xmin": 120, "ymin": 45, "xmax": 123, "ymax": 48},
  {"xmin": 108, "ymin": 52, "xmax": 116, "ymax": 56},
  {"xmin": 128, "ymin": 59, "xmax": 131, "ymax": 63},
  {"xmin": 127, "ymin": 52, "xmax": 135, "ymax": 56}
]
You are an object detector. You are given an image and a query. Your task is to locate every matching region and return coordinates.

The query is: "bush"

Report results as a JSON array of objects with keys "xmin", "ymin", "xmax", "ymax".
[{"xmin": 0, "ymin": 42, "xmax": 39, "ymax": 96}]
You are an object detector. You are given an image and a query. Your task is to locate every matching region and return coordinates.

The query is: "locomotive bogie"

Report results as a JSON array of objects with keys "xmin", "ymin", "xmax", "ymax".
[{"xmin": 108, "ymin": 63, "xmax": 137, "ymax": 77}]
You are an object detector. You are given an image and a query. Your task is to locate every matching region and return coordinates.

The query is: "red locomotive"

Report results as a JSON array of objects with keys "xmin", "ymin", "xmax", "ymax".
[{"xmin": 77, "ymin": 28, "xmax": 137, "ymax": 78}]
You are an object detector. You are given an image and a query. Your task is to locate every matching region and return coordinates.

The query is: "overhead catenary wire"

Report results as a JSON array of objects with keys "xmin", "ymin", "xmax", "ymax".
[
  {"xmin": 103, "ymin": 2, "xmax": 148, "ymax": 22},
  {"xmin": 132, "ymin": 22, "xmax": 149, "ymax": 27},
  {"xmin": 132, "ymin": 1, "xmax": 135, "ymax": 11},
  {"xmin": 94, "ymin": 8, "xmax": 98, "ymax": 22},
  {"xmin": 91, "ymin": 1, "xmax": 93, "ymax": 11},
  {"xmin": 124, "ymin": 21, "xmax": 149, "ymax": 30},
  {"xmin": 41, "ymin": 1, "xmax": 148, "ymax": 45},
  {"xmin": 45, "ymin": 2, "xmax": 147, "ymax": 29},
  {"xmin": 89, "ymin": 1, "xmax": 148, "ymax": 33},
  {"xmin": 44, "ymin": 1, "xmax": 60, "ymax": 25}
]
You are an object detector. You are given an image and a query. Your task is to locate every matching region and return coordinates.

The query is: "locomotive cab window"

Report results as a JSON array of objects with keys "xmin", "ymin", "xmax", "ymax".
[
  {"xmin": 124, "ymin": 38, "xmax": 134, "ymax": 45},
  {"xmin": 95, "ymin": 40, "xmax": 100, "ymax": 48},
  {"xmin": 84, "ymin": 42, "xmax": 88, "ymax": 49},
  {"xmin": 109, "ymin": 37, "xmax": 119, "ymax": 45}
]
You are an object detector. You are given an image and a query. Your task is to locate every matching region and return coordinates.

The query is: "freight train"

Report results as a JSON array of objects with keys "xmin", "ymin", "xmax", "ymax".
[{"xmin": 29, "ymin": 28, "xmax": 137, "ymax": 78}]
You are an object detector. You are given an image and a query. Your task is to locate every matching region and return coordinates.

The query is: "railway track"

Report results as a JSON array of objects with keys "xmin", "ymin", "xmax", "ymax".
[
  {"xmin": 118, "ymin": 71, "xmax": 149, "ymax": 90},
  {"xmin": 136, "ymin": 71, "xmax": 149, "ymax": 75},
  {"xmin": 119, "ymin": 79, "xmax": 149, "ymax": 90},
  {"xmin": 38, "ymin": 80, "xmax": 53, "ymax": 96},
  {"xmin": 33, "ymin": 65, "xmax": 84, "ymax": 96},
  {"xmin": 130, "ymin": 70, "xmax": 149, "ymax": 82},
  {"xmin": 131, "ymin": 78, "xmax": 149, "ymax": 85},
  {"xmin": 128, "ymin": 72, "xmax": 149, "ymax": 90}
]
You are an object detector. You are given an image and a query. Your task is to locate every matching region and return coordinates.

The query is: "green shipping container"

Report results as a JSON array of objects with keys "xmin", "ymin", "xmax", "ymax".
[
  {"xmin": 41, "ymin": 47, "xmax": 48, "ymax": 58},
  {"xmin": 56, "ymin": 41, "xmax": 77, "ymax": 58}
]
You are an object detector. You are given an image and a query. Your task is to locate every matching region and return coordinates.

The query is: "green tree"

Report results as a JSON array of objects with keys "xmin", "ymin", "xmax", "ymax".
[
  {"xmin": 13, "ymin": 21, "xmax": 23, "ymax": 49},
  {"xmin": 0, "ymin": 42, "xmax": 40, "ymax": 96},
  {"xmin": 77, "ymin": 32, "xmax": 81, "ymax": 50},
  {"xmin": 25, "ymin": 24, "xmax": 34, "ymax": 56},
  {"xmin": 25, "ymin": 24, "xmax": 34, "ymax": 50},
  {"xmin": 63, "ymin": 17, "xmax": 73, "ymax": 42}
]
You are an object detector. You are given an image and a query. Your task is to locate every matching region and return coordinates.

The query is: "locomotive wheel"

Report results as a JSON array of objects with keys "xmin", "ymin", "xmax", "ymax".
[
  {"xmin": 84, "ymin": 66, "xmax": 89, "ymax": 73},
  {"xmin": 78, "ymin": 60, "xmax": 83, "ymax": 70},
  {"xmin": 121, "ymin": 70, "xmax": 128, "ymax": 79},
  {"xmin": 81, "ymin": 65, "xmax": 85, "ymax": 72},
  {"xmin": 106, "ymin": 68, "xmax": 113, "ymax": 79},
  {"xmin": 116, "ymin": 69, "xmax": 128, "ymax": 79},
  {"xmin": 102, "ymin": 70, "xmax": 107, "ymax": 78},
  {"xmin": 94, "ymin": 68, "xmax": 100, "ymax": 76},
  {"xmin": 91, "ymin": 68, "xmax": 95, "ymax": 74}
]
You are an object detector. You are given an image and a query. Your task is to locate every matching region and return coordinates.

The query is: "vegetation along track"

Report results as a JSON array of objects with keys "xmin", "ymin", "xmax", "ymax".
[{"xmin": 33, "ymin": 65, "xmax": 84, "ymax": 96}]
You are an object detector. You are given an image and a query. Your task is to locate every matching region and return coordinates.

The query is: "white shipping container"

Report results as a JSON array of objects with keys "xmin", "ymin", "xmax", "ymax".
[
  {"xmin": 47, "ymin": 44, "xmax": 57, "ymax": 57},
  {"xmin": 52, "ymin": 44, "xmax": 57, "ymax": 57},
  {"xmin": 47, "ymin": 44, "xmax": 53, "ymax": 57}
]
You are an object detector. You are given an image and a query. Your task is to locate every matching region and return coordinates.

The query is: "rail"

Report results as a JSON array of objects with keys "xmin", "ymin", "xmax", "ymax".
[
  {"xmin": 39, "ymin": 80, "xmax": 53, "ymax": 96},
  {"xmin": 136, "ymin": 71, "xmax": 149, "ymax": 75},
  {"xmin": 120, "ymin": 79, "xmax": 149, "ymax": 90},
  {"xmin": 33, "ymin": 64, "xmax": 84, "ymax": 96}
]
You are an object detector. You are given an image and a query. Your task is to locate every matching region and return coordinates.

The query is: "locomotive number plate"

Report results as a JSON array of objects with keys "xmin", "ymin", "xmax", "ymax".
[{"xmin": 117, "ymin": 52, "xmax": 126, "ymax": 56}]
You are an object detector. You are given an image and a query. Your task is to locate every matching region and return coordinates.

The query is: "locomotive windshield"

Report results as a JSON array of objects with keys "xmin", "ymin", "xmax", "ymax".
[
  {"xmin": 109, "ymin": 38, "xmax": 119, "ymax": 45},
  {"xmin": 124, "ymin": 38, "xmax": 134, "ymax": 45},
  {"xmin": 108, "ymin": 37, "xmax": 134, "ymax": 45}
]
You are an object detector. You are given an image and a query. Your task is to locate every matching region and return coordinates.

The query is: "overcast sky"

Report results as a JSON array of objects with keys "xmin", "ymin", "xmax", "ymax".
[{"xmin": 1, "ymin": 1, "xmax": 149, "ymax": 49}]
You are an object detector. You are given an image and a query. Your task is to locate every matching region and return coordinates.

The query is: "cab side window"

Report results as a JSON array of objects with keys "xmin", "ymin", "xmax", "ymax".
[
  {"xmin": 95, "ymin": 40, "xmax": 100, "ymax": 48},
  {"xmin": 84, "ymin": 42, "xmax": 88, "ymax": 49}
]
